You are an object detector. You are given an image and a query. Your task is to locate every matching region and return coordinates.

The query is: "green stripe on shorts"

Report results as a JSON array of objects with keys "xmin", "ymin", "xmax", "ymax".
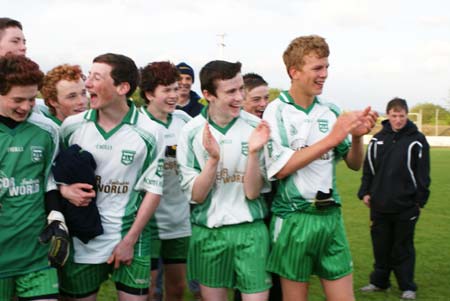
[
  {"xmin": 267, "ymin": 207, "xmax": 353, "ymax": 282},
  {"xmin": 188, "ymin": 221, "xmax": 272, "ymax": 293},
  {"xmin": 60, "ymin": 256, "xmax": 150, "ymax": 296},
  {"xmin": 151, "ymin": 236, "xmax": 190, "ymax": 260},
  {"xmin": 0, "ymin": 268, "xmax": 58, "ymax": 300}
]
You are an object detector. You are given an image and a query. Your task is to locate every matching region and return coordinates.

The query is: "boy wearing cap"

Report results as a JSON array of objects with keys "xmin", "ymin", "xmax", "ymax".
[
  {"xmin": 0, "ymin": 55, "xmax": 60, "ymax": 301},
  {"xmin": 176, "ymin": 62, "xmax": 203, "ymax": 117},
  {"xmin": 58, "ymin": 53, "xmax": 164, "ymax": 301}
]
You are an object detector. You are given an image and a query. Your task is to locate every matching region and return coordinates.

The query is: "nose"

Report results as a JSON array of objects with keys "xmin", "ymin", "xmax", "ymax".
[
  {"xmin": 78, "ymin": 95, "xmax": 88, "ymax": 106},
  {"xmin": 170, "ymin": 89, "xmax": 178, "ymax": 98},
  {"xmin": 19, "ymin": 100, "xmax": 33, "ymax": 112},
  {"xmin": 21, "ymin": 41, "xmax": 27, "ymax": 52},
  {"xmin": 236, "ymin": 90, "xmax": 244, "ymax": 102},
  {"xmin": 85, "ymin": 77, "xmax": 93, "ymax": 88}
]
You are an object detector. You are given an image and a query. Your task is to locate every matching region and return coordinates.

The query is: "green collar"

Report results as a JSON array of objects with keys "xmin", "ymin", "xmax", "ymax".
[
  {"xmin": 279, "ymin": 90, "xmax": 319, "ymax": 114},
  {"xmin": 43, "ymin": 111, "xmax": 62, "ymax": 126},
  {"xmin": 200, "ymin": 105, "xmax": 239, "ymax": 135},
  {"xmin": 143, "ymin": 108, "xmax": 172, "ymax": 129},
  {"xmin": 84, "ymin": 100, "xmax": 139, "ymax": 139}
]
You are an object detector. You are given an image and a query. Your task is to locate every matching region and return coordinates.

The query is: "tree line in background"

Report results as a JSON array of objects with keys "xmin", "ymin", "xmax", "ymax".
[
  {"xmin": 410, "ymin": 103, "xmax": 450, "ymax": 125},
  {"xmin": 129, "ymin": 88, "xmax": 450, "ymax": 135},
  {"xmin": 131, "ymin": 88, "xmax": 449, "ymax": 123}
]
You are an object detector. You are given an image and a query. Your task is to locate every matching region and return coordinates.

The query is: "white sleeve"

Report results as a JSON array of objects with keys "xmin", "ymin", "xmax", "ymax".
[
  {"xmin": 263, "ymin": 104, "xmax": 295, "ymax": 180},
  {"xmin": 135, "ymin": 130, "xmax": 165, "ymax": 195},
  {"xmin": 259, "ymin": 150, "xmax": 272, "ymax": 193},
  {"xmin": 176, "ymin": 125, "xmax": 202, "ymax": 202},
  {"xmin": 46, "ymin": 172, "xmax": 58, "ymax": 192}
]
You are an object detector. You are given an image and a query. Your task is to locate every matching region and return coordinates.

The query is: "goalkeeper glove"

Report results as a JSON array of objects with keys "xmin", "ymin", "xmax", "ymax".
[{"xmin": 39, "ymin": 210, "xmax": 70, "ymax": 268}]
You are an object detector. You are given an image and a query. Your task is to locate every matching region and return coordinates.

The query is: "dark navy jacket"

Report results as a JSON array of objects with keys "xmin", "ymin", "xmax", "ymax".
[
  {"xmin": 358, "ymin": 119, "xmax": 431, "ymax": 213},
  {"xmin": 52, "ymin": 144, "xmax": 103, "ymax": 243},
  {"xmin": 177, "ymin": 90, "xmax": 203, "ymax": 117}
]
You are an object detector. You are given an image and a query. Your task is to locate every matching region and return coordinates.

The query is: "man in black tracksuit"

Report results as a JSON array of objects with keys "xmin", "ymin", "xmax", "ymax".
[{"xmin": 358, "ymin": 98, "xmax": 430, "ymax": 300}]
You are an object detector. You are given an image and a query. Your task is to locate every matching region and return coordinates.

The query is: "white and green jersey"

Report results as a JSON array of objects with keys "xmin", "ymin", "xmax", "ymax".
[
  {"xmin": 60, "ymin": 102, "xmax": 164, "ymax": 264},
  {"xmin": 0, "ymin": 112, "xmax": 59, "ymax": 278},
  {"xmin": 263, "ymin": 91, "xmax": 350, "ymax": 218},
  {"xmin": 142, "ymin": 109, "xmax": 192, "ymax": 239},
  {"xmin": 177, "ymin": 107, "xmax": 270, "ymax": 228}
]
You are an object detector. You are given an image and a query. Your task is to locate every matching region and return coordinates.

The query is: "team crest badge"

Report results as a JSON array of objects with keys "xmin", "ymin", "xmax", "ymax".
[
  {"xmin": 318, "ymin": 119, "xmax": 329, "ymax": 133},
  {"xmin": 241, "ymin": 142, "xmax": 248, "ymax": 156},
  {"xmin": 31, "ymin": 146, "xmax": 44, "ymax": 162},
  {"xmin": 121, "ymin": 150, "xmax": 136, "ymax": 165}
]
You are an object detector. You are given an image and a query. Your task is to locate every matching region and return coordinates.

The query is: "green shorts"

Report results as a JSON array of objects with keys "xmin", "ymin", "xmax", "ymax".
[
  {"xmin": 267, "ymin": 207, "xmax": 353, "ymax": 282},
  {"xmin": 151, "ymin": 237, "xmax": 189, "ymax": 266},
  {"xmin": 60, "ymin": 256, "xmax": 150, "ymax": 297},
  {"xmin": 0, "ymin": 268, "xmax": 58, "ymax": 300},
  {"xmin": 188, "ymin": 221, "xmax": 272, "ymax": 294}
]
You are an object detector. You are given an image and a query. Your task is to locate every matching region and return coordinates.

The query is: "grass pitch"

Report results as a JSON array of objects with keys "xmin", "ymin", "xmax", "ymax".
[{"xmin": 97, "ymin": 148, "xmax": 450, "ymax": 300}]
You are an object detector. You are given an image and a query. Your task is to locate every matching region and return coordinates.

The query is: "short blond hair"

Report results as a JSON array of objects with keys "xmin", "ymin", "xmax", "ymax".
[{"xmin": 283, "ymin": 35, "xmax": 329, "ymax": 76}]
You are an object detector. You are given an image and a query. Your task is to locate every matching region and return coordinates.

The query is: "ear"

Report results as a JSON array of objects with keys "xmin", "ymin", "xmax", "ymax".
[
  {"xmin": 144, "ymin": 91, "xmax": 154, "ymax": 102},
  {"xmin": 202, "ymin": 90, "xmax": 214, "ymax": 103},
  {"xmin": 48, "ymin": 98, "xmax": 59, "ymax": 109},
  {"xmin": 288, "ymin": 66, "xmax": 301, "ymax": 79},
  {"xmin": 116, "ymin": 82, "xmax": 131, "ymax": 96}
]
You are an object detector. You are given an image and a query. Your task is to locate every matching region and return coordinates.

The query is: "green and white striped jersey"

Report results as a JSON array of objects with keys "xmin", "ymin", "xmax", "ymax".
[
  {"xmin": 60, "ymin": 103, "xmax": 164, "ymax": 264},
  {"xmin": 142, "ymin": 109, "xmax": 192, "ymax": 239},
  {"xmin": 0, "ymin": 112, "xmax": 59, "ymax": 278},
  {"xmin": 177, "ymin": 107, "xmax": 270, "ymax": 228},
  {"xmin": 263, "ymin": 91, "xmax": 351, "ymax": 217}
]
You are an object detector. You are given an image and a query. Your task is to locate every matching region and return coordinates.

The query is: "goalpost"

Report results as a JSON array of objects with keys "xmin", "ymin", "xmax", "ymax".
[{"xmin": 408, "ymin": 111, "xmax": 422, "ymax": 132}]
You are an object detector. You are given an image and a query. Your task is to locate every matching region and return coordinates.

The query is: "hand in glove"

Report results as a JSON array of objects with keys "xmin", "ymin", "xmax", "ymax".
[{"xmin": 39, "ymin": 210, "xmax": 70, "ymax": 268}]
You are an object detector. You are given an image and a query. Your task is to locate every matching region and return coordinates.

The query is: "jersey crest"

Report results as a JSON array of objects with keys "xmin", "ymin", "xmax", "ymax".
[
  {"xmin": 318, "ymin": 119, "xmax": 329, "ymax": 133},
  {"xmin": 121, "ymin": 149, "xmax": 136, "ymax": 165},
  {"xmin": 30, "ymin": 146, "xmax": 44, "ymax": 162}
]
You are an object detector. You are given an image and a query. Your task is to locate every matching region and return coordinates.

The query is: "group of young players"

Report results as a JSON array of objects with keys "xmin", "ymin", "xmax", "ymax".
[{"xmin": 1, "ymin": 17, "xmax": 381, "ymax": 301}]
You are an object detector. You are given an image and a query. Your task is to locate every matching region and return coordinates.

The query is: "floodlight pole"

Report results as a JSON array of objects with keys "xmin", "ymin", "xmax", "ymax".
[{"xmin": 217, "ymin": 33, "xmax": 226, "ymax": 59}]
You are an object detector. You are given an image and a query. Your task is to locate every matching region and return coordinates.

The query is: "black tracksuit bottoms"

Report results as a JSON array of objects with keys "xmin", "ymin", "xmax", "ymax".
[{"xmin": 369, "ymin": 206, "xmax": 420, "ymax": 291}]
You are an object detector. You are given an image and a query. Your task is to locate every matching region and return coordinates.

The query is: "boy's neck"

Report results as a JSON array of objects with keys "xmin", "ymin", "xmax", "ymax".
[
  {"xmin": 177, "ymin": 93, "xmax": 190, "ymax": 107},
  {"xmin": 97, "ymin": 98, "xmax": 129, "ymax": 131},
  {"xmin": 289, "ymin": 85, "xmax": 315, "ymax": 109},
  {"xmin": 0, "ymin": 114, "xmax": 22, "ymax": 129},
  {"xmin": 208, "ymin": 106, "xmax": 234, "ymax": 127},
  {"xmin": 147, "ymin": 105, "xmax": 168, "ymax": 123}
]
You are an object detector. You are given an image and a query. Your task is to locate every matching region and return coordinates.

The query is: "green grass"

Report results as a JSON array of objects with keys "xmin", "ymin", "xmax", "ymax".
[{"xmin": 97, "ymin": 148, "xmax": 450, "ymax": 300}]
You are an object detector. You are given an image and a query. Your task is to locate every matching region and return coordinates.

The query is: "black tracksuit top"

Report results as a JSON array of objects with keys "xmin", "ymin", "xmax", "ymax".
[{"xmin": 358, "ymin": 119, "xmax": 431, "ymax": 213}]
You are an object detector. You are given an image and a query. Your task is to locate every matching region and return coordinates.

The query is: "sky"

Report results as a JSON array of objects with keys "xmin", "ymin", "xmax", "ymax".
[{"xmin": 4, "ymin": 0, "xmax": 450, "ymax": 112}]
